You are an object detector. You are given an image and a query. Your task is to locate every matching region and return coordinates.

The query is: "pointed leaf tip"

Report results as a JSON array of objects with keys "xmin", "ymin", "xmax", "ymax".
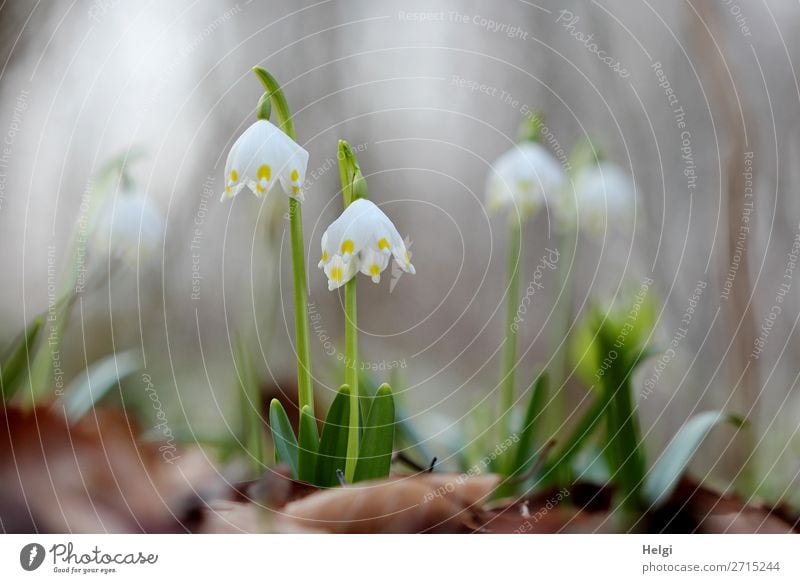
[{"xmin": 269, "ymin": 399, "xmax": 299, "ymax": 478}]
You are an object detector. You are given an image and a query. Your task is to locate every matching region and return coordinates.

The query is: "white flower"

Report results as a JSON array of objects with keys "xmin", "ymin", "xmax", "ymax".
[
  {"xmin": 93, "ymin": 192, "xmax": 163, "ymax": 264},
  {"xmin": 222, "ymin": 119, "xmax": 309, "ymax": 202},
  {"xmin": 486, "ymin": 142, "xmax": 566, "ymax": 217},
  {"xmin": 563, "ymin": 161, "xmax": 635, "ymax": 234},
  {"xmin": 318, "ymin": 198, "xmax": 415, "ymax": 290}
]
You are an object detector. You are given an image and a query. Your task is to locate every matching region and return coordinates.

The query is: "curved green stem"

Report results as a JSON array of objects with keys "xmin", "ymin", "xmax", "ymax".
[{"xmin": 253, "ymin": 67, "xmax": 313, "ymax": 413}]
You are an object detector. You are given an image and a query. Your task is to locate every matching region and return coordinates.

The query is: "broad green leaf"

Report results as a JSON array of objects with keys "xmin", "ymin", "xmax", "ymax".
[
  {"xmin": 297, "ymin": 405, "xmax": 320, "ymax": 483},
  {"xmin": 63, "ymin": 350, "xmax": 142, "ymax": 422},
  {"xmin": 315, "ymin": 385, "xmax": 351, "ymax": 487},
  {"xmin": 1, "ymin": 316, "xmax": 43, "ymax": 402},
  {"xmin": 269, "ymin": 399, "xmax": 298, "ymax": 478},
  {"xmin": 643, "ymin": 411, "xmax": 743, "ymax": 507},
  {"xmin": 361, "ymin": 370, "xmax": 434, "ymax": 467},
  {"xmin": 354, "ymin": 383, "xmax": 395, "ymax": 482},
  {"xmin": 591, "ymin": 322, "xmax": 645, "ymax": 508},
  {"xmin": 605, "ymin": 375, "xmax": 646, "ymax": 508}
]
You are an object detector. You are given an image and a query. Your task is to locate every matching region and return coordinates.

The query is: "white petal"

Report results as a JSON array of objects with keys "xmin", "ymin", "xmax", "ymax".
[
  {"xmin": 276, "ymin": 143, "xmax": 309, "ymax": 201},
  {"xmin": 318, "ymin": 231, "xmax": 329, "ymax": 268},
  {"xmin": 324, "ymin": 254, "xmax": 358, "ymax": 290},
  {"xmin": 359, "ymin": 248, "xmax": 390, "ymax": 283}
]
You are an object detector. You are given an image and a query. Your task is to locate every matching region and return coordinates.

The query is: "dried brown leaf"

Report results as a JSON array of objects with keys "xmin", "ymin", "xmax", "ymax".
[
  {"xmin": 0, "ymin": 405, "xmax": 216, "ymax": 533},
  {"xmin": 277, "ymin": 473, "xmax": 500, "ymax": 533}
]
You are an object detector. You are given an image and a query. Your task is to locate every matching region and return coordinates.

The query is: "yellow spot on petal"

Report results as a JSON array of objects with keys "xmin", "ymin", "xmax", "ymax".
[
  {"xmin": 292, "ymin": 185, "xmax": 301, "ymax": 196},
  {"xmin": 404, "ymin": 250, "xmax": 411, "ymax": 265},
  {"xmin": 331, "ymin": 266, "xmax": 342, "ymax": 282},
  {"xmin": 257, "ymin": 164, "xmax": 271, "ymax": 181},
  {"xmin": 341, "ymin": 239, "xmax": 355, "ymax": 255},
  {"xmin": 321, "ymin": 250, "xmax": 328, "ymax": 262},
  {"xmin": 291, "ymin": 168, "xmax": 299, "ymax": 182},
  {"xmin": 370, "ymin": 264, "xmax": 380, "ymax": 277},
  {"xmin": 256, "ymin": 184, "xmax": 265, "ymax": 194},
  {"xmin": 230, "ymin": 169, "xmax": 238, "ymax": 182},
  {"xmin": 378, "ymin": 237, "xmax": 390, "ymax": 251},
  {"xmin": 225, "ymin": 185, "xmax": 232, "ymax": 194}
]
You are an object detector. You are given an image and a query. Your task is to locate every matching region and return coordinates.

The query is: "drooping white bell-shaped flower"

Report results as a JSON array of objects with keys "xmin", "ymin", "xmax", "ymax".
[
  {"xmin": 563, "ymin": 161, "xmax": 635, "ymax": 235},
  {"xmin": 485, "ymin": 142, "xmax": 566, "ymax": 217},
  {"xmin": 318, "ymin": 198, "xmax": 415, "ymax": 290},
  {"xmin": 222, "ymin": 119, "xmax": 309, "ymax": 202},
  {"xmin": 93, "ymin": 191, "xmax": 163, "ymax": 264}
]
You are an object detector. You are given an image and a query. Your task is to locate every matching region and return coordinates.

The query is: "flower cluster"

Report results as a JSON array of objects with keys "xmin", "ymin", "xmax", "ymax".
[
  {"xmin": 486, "ymin": 140, "xmax": 635, "ymax": 235},
  {"xmin": 318, "ymin": 198, "xmax": 415, "ymax": 290}
]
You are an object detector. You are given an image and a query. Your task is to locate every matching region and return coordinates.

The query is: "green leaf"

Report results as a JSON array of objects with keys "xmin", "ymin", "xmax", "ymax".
[
  {"xmin": 605, "ymin": 375, "xmax": 646, "ymax": 508},
  {"xmin": 315, "ymin": 385, "xmax": 351, "ymax": 487},
  {"xmin": 354, "ymin": 383, "xmax": 395, "ymax": 482},
  {"xmin": 492, "ymin": 373, "xmax": 548, "ymax": 499},
  {"xmin": 643, "ymin": 411, "xmax": 743, "ymax": 507},
  {"xmin": 567, "ymin": 305, "xmax": 650, "ymax": 505},
  {"xmin": 544, "ymin": 383, "xmax": 612, "ymax": 483},
  {"xmin": 62, "ymin": 350, "xmax": 142, "ymax": 422},
  {"xmin": 360, "ymin": 370, "xmax": 434, "ymax": 466},
  {"xmin": 589, "ymin": 321, "xmax": 645, "ymax": 508},
  {"xmin": 269, "ymin": 399, "xmax": 298, "ymax": 478},
  {"xmin": 510, "ymin": 373, "xmax": 548, "ymax": 478},
  {"xmin": 1, "ymin": 316, "xmax": 43, "ymax": 402},
  {"xmin": 297, "ymin": 405, "xmax": 320, "ymax": 483}
]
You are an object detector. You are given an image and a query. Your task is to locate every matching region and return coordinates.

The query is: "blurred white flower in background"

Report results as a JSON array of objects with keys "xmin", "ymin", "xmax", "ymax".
[
  {"xmin": 222, "ymin": 119, "xmax": 309, "ymax": 201},
  {"xmin": 563, "ymin": 161, "xmax": 635, "ymax": 235},
  {"xmin": 318, "ymin": 198, "xmax": 415, "ymax": 290},
  {"xmin": 485, "ymin": 142, "xmax": 567, "ymax": 218},
  {"xmin": 93, "ymin": 191, "xmax": 163, "ymax": 265}
]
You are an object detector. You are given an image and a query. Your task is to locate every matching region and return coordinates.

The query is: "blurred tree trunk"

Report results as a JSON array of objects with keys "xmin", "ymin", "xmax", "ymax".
[{"xmin": 689, "ymin": 0, "xmax": 757, "ymax": 487}]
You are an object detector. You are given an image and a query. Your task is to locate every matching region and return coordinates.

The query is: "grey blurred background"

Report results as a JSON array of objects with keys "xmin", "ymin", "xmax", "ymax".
[{"xmin": 1, "ymin": 0, "xmax": 798, "ymax": 503}]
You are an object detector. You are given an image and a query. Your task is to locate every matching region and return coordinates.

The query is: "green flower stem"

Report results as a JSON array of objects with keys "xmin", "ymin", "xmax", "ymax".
[
  {"xmin": 253, "ymin": 67, "xmax": 313, "ymax": 414},
  {"xmin": 338, "ymin": 140, "xmax": 363, "ymax": 482},
  {"xmin": 500, "ymin": 216, "xmax": 522, "ymax": 438},
  {"xmin": 344, "ymin": 279, "xmax": 358, "ymax": 481}
]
